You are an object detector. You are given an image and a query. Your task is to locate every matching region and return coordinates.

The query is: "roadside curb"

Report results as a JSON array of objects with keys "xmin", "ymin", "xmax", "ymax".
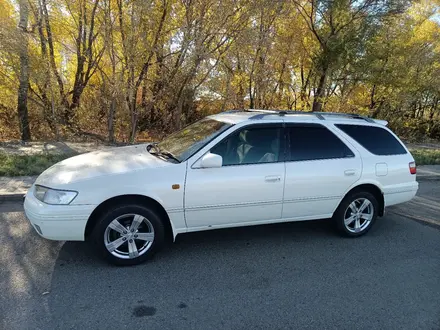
[
  {"xmin": 389, "ymin": 209, "xmax": 440, "ymax": 229},
  {"xmin": 0, "ymin": 194, "xmax": 25, "ymax": 202},
  {"xmin": 417, "ymin": 175, "xmax": 440, "ymax": 181}
]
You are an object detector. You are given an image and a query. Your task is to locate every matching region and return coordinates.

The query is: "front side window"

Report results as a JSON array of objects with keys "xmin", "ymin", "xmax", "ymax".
[
  {"xmin": 157, "ymin": 118, "xmax": 233, "ymax": 162},
  {"xmin": 335, "ymin": 124, "xmax": 407, "ymax": 156},
  {"xmin": 211, "ymin": 126, "xmax": 282, "ymax": 166},
  {"xmin": 287, "ymin": 124, "xmax": 354, "ymax": 161}
]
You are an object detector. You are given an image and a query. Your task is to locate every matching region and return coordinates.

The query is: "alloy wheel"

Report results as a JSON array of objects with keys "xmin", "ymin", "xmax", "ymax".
[
  {"xmin": 104, "ymin": 213, "xmax": 155, "ymax": 259},
  {"xmin": 343, "ymin": 198, "xmax": 374, "ymax": 233}
]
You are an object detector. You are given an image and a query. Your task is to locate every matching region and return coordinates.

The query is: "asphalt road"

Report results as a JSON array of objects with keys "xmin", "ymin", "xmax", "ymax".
[{"xmin": 1, "ymin": 182, "xmax": 440, "ymax": 330}]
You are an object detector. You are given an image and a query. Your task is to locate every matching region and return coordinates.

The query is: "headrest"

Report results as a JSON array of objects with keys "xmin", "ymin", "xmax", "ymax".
[
  {"xmin": 239, "ymin": 129, "xmax": 274, "ymax": 146},
  {"xmin": 239, "ymin": 130, "xmax": 250, "ymax": 143}
]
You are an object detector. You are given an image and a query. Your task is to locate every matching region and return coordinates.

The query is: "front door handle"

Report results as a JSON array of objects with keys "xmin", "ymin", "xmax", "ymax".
[{"xmin": 265, "ymin": 175, "xmax": 281, "ymax": 182}]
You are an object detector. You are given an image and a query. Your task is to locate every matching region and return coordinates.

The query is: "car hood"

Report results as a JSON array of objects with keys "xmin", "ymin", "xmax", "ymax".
[{"xmin": 35, "ymin": 144, "xmax": 170, "ymax": 187}]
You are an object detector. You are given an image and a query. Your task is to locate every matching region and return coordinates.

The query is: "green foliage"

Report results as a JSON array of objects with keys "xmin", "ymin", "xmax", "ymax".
[
  {"xmin": 410, "ymin": 148, "xmax": 440, "ymax": 165},
  {"xmin": 0, "ymin": 153, "xmax": 72, "ymax": 176}
]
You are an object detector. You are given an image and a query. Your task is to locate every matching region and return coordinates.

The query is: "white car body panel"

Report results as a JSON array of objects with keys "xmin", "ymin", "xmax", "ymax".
[
  {"xmin": 24, "ymin": 190, "xmax": 93, "ymax": 240},
  {"xmin": 24, "ymin": 112, "xmax": 419, "ymax": 242},
  {"xmin": 185, "ymin": 162, "xmax": 285, "ymax": 229},
  {"xmin": 283, "ymin": 156, "xmax": 362, "ymax": 219},
  {"xmin": 36, "ymin": 144, "xmax": 166, "ymax": 186},
  {"xmin": 282, "ymin": 123, "xmax": 363, "ymax": 218},
  {"xmin": 332, "ymin": 123, "xmax": 418, "ymax": 207},
  {"xmin": 27, "ymin": 144, "xmax": 188, "ymax": 239}
]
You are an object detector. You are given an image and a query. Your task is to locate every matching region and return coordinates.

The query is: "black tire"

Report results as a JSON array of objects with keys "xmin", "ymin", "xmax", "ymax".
[
  {"xmin": 333, "ymin": 191, "xmax": 378, "ymax": 237},
  {"xmin": 92, "ymin": 204, "xmax": 165, "ymax": 266}
]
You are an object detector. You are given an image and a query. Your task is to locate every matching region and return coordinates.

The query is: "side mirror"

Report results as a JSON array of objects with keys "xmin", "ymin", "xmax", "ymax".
[{"xmin": 200, "ymin": 152, "xmax": 222, "ymax": 168}]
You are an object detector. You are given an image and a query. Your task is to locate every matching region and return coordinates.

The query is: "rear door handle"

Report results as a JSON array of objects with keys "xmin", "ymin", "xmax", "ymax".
[
  {"xmin": 344, "ymin": 169, "xmax": 356, "ymax": 176},
  {"xmin": 265, "ymin": 175, "xmax": 281, "ymax": 182}
]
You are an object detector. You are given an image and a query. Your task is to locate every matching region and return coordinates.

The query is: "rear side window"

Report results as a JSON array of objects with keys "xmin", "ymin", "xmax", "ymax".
[
  {"xmin": 336, "ymin": 124, "xmax": 407, "ymax": 156},
  {"xmin": 287, "ymin": 124, "xmax": 354, "ymax": 162}
]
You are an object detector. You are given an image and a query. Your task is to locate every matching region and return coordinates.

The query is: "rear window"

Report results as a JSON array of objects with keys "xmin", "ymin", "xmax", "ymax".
[{"xmin": 335, "ymin": 124, "xmax": 407, "ymax": 156}]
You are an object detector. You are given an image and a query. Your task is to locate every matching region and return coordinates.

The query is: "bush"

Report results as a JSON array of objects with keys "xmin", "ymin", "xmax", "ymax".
[{"xmin": 410, "ymin": 149, "xmax": 440, "ymax": 165}]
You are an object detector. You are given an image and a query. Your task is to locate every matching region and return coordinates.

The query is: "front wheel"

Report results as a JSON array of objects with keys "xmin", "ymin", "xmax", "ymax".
[
  {"xmin": 333, "ymin": 191, "xmax": 378, "ymax": 237},
  {"xmin": 92, "ymin": 204, "xmax": 165, "ymax": 266}
]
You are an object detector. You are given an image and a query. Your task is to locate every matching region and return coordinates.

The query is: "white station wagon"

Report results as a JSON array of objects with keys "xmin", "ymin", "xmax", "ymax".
[{"xmin": 24, "ymin": 110, "xmax": 419, "ymax": 265}]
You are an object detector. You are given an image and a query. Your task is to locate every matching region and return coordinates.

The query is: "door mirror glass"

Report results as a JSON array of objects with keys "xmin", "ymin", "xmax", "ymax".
[{"xmin": 200, "ymin": 152, "xmax": 223, "ymax": 168}]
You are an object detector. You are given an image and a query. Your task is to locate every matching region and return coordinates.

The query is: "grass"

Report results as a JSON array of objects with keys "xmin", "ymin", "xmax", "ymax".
[
  {"xmin": 1, "ymin": 147, "xmax": 440, "ymax": 177},
  {"xmin": 0, "ymin": 153, "xmax": 74, "ymax": 176},
  {"xmin": 410, "ymin": 149, "xmax": 440, "ymax": 165}
]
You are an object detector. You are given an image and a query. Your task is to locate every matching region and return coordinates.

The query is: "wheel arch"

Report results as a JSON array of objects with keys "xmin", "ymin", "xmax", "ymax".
[
  {"xmin": 339, "ymin": 183, "xmax": 385, "ymax": 217},
  {"xmin": 84, "ymin": 194, "xmax": 174, "ymax": 243}
]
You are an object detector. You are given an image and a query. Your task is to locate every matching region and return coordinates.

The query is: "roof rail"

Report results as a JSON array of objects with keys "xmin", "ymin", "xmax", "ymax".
[
  {"xmin": 313, "ymin": 112, "xmax": 376, "ymax": 123},
  {"xmin": 222, "ymin": 109, "xmax": 243, "ymax": 114},
  {"xmin": 246, "ymin": 109, "xmax": 325, "ymax": 120},
  {"xmin": 244, "ymin": 109, "xmax": 375, "ymax": 123}
]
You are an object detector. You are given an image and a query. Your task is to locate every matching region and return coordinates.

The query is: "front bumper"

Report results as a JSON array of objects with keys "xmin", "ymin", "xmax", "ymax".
[{"xmin": 24, "ymin": 186, "xmax": 96, "ymax": 241}]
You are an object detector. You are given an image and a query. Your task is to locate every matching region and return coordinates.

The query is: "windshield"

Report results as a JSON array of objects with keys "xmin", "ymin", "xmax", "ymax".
[{"xmin": 156, "ymin": 118, "xmax": 233, "ymax": 162}]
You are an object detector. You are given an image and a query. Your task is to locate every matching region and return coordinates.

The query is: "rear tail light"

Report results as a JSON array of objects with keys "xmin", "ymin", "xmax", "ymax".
[{"xmin": 409, "ymin": 161, "xmax": 416, "ymax": 175}]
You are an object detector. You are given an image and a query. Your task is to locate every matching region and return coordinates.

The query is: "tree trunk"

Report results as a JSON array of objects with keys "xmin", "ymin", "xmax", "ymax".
[
  {"xmin": 300, "ymin": 61, "xmax": 310, "ymax": 108},
  {"xmin": 220, "ymin": 71, "xmax": 231, "ymax": 112},
  {"xmin": 36, "ymin": 0, "xmax": 57, "ymax": 135},
  {"xmin": 312, "ymin": 68, "xmax": 327, "ymax": 112},
  {"xmin": 236, "ymin": 56, "xmax": 245, "ymax": 109},
  {"xmin": 369, "ymin": 85, "xmax": 376, "ymax": 110},
  {"xmin": 249, "ymin": 83, "xmax": 254, "ymax": 109},
  {"xmin": 129, "ymin": 90, "xmax": 137, "ymax": 143},
  {"xmin": 174, "ymin": 89, "xmax": 185, "ymax": 130},
  {"xmin": 17, "ymin": 0, "xmax": 31, "ymax": 141},
  {"xmin": 108, "ymin": 97, "xmax": 116, "ymax": 143}
]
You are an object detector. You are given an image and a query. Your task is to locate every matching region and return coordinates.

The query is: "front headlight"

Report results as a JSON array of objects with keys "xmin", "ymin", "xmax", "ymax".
[{"xmin": 34, "ymin": 185, "xmax": 78, "ymax": 205}]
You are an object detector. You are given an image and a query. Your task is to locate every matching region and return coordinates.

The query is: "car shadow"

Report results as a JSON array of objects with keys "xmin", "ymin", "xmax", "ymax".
[
  {"xmin": 4, "ymin": 203, "xmax": 438, "ymax": 329},
  {"xmin": 44, "ymin": 217, "xmax": 400, "ymax": 329},
  {"xmin": 44, "ymin": 219, "xmax": 337, "ymax": 324},
  {"xmin": 2, "ymin": 214, "xmax": 400, "ymax": 329},
  {"xmin": 56, "ymin": 218, "xmax": 336, "ymax": 266}
]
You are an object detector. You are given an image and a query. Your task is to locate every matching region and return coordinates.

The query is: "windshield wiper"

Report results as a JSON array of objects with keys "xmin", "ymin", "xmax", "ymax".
[
  {"xmin": 147, "ymin": 144, "xmax": 180, "ymax": 163},
  {"xmin": 159, "ymin": 150, "xmax": 180, "ymax": 163}
]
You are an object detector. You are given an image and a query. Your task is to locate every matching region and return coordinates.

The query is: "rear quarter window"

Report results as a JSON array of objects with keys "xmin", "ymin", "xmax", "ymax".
[{"xmin": 335, "ymin": 124, "xmax": 407, "ymax": 156}]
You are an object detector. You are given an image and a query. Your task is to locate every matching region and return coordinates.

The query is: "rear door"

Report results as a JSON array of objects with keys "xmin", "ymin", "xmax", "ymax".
[{"xmin": 282, "ymin": 123, "xmax": 362, "ymax": 219}]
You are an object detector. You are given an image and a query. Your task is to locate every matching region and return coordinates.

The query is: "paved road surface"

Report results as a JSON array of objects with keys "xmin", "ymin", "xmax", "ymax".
[
  {"xmin": 391, "ymin": 178, "xmax": 440, "ymax": 228},
  {"xmin": 1, "ymin": 182, "xmax": 439, "ymax": 330}
]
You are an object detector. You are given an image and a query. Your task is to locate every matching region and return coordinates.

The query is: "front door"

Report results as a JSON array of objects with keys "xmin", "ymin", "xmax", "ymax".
[{"xmin": 184, "ymin": 124, "xmax": 285, "ymax": 229}]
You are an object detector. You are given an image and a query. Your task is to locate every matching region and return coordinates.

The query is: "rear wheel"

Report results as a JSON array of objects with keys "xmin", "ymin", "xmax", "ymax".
[
  {"xmin": 92, "ymin": 204, "xmax": 165, "ymax": 266},
  {"xmin": 334, "ymin": 191, "xmax": 378, "ymax": 237}
]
